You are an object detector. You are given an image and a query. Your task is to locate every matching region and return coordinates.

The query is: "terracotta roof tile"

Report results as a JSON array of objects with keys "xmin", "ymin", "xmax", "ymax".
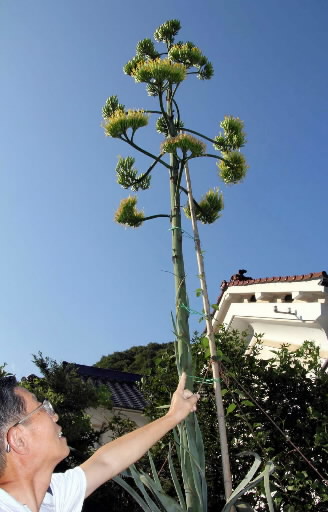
[{"xmin": 216, "ymin": 271, "xmax": 328, "ymax": 306}]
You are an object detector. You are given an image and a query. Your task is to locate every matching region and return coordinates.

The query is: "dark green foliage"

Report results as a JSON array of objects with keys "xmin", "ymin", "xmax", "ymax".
[
  {"xmin": 94, "ymin": 342, "xmax": 173, "ymax": 375},
  {"xmin": 197, "ymin": 61, "xmax": 214, "ymax": 80},
  {"xmin": 0, "ymin": 363, "xmax": 11, "ymax": 378},
  {"xmin": 118, "ymin": 332, "xmax": 328, "ymax": 511}
]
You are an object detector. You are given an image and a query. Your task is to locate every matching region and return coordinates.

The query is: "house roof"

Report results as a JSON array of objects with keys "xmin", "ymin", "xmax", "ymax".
[
  {"xmin": 64, "ymin": 362, "xmax": 147, "ymax": 411},
  {"xmin": 216, "ymin": 270, "xmax": 328, "ymax": 306}
]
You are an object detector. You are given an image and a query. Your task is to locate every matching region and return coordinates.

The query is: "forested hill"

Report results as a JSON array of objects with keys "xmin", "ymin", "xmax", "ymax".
[{"xmin": 94, "ymin": 342, "xmax": 174, "ymax": 374}]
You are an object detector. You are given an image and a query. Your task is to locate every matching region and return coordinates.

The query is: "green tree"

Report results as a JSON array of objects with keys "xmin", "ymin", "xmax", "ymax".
[
  {"xmin": 139, "ymin": 332, "xmax": 328, "ymax": 511},
  {"xmin": 102, "ymin": 19, "xmax": 248, "ymax": 509},
  {"xmin": 0, "ymin": 363, "xmax": 12, "ymax": 378}
]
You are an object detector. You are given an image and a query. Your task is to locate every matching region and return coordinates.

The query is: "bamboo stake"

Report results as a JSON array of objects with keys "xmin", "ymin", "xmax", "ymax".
[{"xmin": 184, "ymin": 161, "xmax": 234, "ymax": 506}]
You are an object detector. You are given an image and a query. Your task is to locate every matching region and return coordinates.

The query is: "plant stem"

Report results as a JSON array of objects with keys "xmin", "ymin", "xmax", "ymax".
[{"xmin": 184, "ymin": 161, "xmax": 234, "ymax": 507}]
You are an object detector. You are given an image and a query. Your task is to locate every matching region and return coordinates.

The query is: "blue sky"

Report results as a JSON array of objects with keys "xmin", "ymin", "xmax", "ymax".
[{"xmin": 1, "ymin": 0, "xmax": 327, "ymax": 378}]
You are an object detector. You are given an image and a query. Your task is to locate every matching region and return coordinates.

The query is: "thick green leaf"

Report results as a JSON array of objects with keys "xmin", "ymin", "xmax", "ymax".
[
  {"xmin": 140, "ymin": 473, "xmax": 184, "ymax": 512},
  {"xmin": 241, "ymin": 400, "xmax": 255, "ymax": 407},
  {"xmin": 226, "ymin": 403, "xmax": 237, "ymax": 415},
  {"xmin": 168, "ymin": 444, "xmax": 187, "ymax": 511},
  {"xmin": 112, "ymin": 475, "xmax": 151, "ymax": 512},
  {"xmin": 129, "ymin": 464, "xmax": 162, "ymax": 512},
  {"xmin": 148, "ymin": 451, "xmax": 163, "ymax": 491}
]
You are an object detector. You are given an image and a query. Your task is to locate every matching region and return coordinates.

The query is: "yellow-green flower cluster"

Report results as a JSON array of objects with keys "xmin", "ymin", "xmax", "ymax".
[
  {"xmin": 104, "ymin": 110, "xmax": 149, "ymax": 138},
  {"xmin": 114, "ymin": 196, "xmax": 144, "ymax": 228},
  {"xmin": 218, "ymin": 152, "xmax": 249, "ymax": 184},
  {"xmin": 161, "ymin": 134, "xmax": 206, "ymax": 157},
  {"xmin": 153, "ymin": 19, "xmax": 181, "ymax": 44},
  {"xmin": 168, "ymin": 44, "xmax": 203, "ymax": 67},
  {"xmin": 184, "ymin": 188, "xmax": 224, "ymax": 224},
  {"xmin": 214, "ymin": 116, "xmax": 246, "ymax": 151},
  {"xmin": 131, "ymin": 58, "xmax": 186, "ymax": 85}
]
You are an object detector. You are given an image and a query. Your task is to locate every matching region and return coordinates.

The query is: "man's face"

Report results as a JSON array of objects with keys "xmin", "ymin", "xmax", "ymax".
[{"xmin": 14, "ymin": 388, "xmax": 70, "ymax": 465}]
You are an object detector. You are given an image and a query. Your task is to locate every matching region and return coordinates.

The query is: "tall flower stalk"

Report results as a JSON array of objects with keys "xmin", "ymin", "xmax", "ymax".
[{"xmin": 102, "ymin": 19, "xmax": 248, "ymax": 510}]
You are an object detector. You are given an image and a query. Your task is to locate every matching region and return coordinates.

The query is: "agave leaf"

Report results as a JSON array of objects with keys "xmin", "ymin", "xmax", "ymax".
[
  {"xmin": 194, "ymin": 414, "xmax": 207, "ymax": 509},
  {"xmin": 194, "ymin": 413, "xmax": 205, "ymax": 473},
  {"xmin": 171, "ymin": 312, "xmax": 183, "ymax": 374},
  {"xmin": 148, "ymin": 451, "xmax": 163, "ymax": 491},
  {"xmin": 129, "ymin": 464, "xmax": 162, "ymax": 512},
  {"xmin": 234, "ymin": 452, "xmax": 262, "ymax": 491},
  {"xmin": 185, "ymin": 418, "xmax": 205, "ymax": 505},
  {"xmin": 112, "ymin": 475, "xmax": 151, "ymax": 512},
  {"xmin": 263, "ymin": 462, "xmax": 275, "ymax": 512},
  {"xmin": 168, "ymin": 443, "xmax": 187, "ymax": 511},
  {"xmin": 179, "ymin": 424, "xmax": 196, "ymax": 505},
  {"xmin": 221, "ymin": 459, "xmax": 275, "ymax": 512},
  {"xmin": 173, "ymin": 427, "xmax": 182, "ymax": 465},
  {"xmin": 140, "ymin": 472, "xmax": 184, "ymax": 512}
]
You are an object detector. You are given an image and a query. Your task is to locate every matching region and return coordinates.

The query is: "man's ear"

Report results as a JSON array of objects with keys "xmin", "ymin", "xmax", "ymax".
[{"xmin": 7, "ymin": 426, "xmax": 29, "ymax": 455}]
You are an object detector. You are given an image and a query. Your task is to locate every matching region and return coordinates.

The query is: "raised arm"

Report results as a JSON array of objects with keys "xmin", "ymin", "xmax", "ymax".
[{"xmin": 80, "ymin": 373, "xmax": 199, "ymax": 497}]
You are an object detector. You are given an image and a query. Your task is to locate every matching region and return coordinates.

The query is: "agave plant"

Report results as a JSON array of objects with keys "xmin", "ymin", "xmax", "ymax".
[
  {"xmin": 113, "ymin": 450, "xmax": 274, "ymax": 512},
  {"xmin": 103, "ymin": 18, "xmax": 250, "ymax": 510}
]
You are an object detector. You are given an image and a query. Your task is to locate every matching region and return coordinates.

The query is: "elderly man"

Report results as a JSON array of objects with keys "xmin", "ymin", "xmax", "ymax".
[{"xmin": 0, "ymin": 373, "xmax": 199, "ymax": 512}]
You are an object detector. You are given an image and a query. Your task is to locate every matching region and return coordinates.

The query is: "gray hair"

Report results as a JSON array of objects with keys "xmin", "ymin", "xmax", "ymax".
[{"xmin": 0, "ymin": 377, "xmax": 26, "ymax": 476}]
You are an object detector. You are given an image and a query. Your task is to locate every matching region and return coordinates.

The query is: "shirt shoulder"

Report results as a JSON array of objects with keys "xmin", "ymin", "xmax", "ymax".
[
  {"xmin": 0, "ymin": 488, "xmax": 29, "ymax": 511},
  {"xmin": 41, "ymin": 467, "xmax": 86, "ymax": 512}
]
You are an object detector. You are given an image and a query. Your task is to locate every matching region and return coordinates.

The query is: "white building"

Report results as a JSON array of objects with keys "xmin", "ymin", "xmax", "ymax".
[{"xmin": 211, "ymin": 270, "xmax": 328, "ymax": 362}]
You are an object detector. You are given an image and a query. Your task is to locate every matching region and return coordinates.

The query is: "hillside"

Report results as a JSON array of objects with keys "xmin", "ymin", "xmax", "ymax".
[{"xmin": 94, "ymin": 341, "xmax": 173, "ymax": 374}]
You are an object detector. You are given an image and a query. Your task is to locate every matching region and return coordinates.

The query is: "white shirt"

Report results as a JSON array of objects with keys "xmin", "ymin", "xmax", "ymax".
[{"xmin": 0, "ymin": 467, "xmax": 86, "ymax": 512}]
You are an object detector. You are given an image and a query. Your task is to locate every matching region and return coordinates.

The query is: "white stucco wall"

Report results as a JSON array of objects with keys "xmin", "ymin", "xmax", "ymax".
[
  {"xmin": 212, "ymin": 277, "xmax": 328, "ymax": 360},
  {"xmin": 86, "ymin": 405, "xmax": 149, "ymax": 445}
]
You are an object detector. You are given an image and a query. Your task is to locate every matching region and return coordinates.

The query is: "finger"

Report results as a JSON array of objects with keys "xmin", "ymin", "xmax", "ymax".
[
  {"xmin": 188, "ymin": 394, "xmax": 199, "ymax": 410},
  {"xmin": 183, "ymin": 389, "xmax": 194, "ymax": 399},
  {"xmin": 177, "ymin": 372, "xmax": 187, "ymax": 392}
]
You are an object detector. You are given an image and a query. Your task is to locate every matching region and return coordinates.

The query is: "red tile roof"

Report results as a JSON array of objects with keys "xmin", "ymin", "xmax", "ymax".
[{"xmin": 216, "ymin": 271, "xmax": 328, "ymax": 306}]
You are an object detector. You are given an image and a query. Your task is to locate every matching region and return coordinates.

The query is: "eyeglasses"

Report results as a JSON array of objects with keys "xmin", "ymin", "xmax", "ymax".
[{"xmin": 12, "ymin": 400, "xmax": 56, "ymax": 427}]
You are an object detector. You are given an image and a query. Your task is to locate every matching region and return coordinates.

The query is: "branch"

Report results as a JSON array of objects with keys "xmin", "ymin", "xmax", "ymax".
[
  {"xmin": 183, "ymin": 127, "xmax": 220, "ymax": 146},
  {"xmin": 142, "ymin": 214, "xmax": 171, "ymax": 221},
  {"xmin": 129, "ymin": 154, "xmax": 164, "ymax": 187},
  {"xmin": 144, "ymin": 110, "xmax": 162, "ymax": 115},
  {"xmin": 199, "ymin": 153, "xmax": 226, "ymax": 162},
  {"xmin": 124, "ymin": 138, "xmax": 172, "ymax": 170},
  {"xmin": 172, "ymin": 82, "xmax": 181, "ymax": 101},
  {"xmin": 172, "ymin": 98, "xmax": 181, "ymax": 125}
]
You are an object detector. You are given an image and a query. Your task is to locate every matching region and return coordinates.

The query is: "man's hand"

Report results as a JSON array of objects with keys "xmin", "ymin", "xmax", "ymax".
[
  {"xmin": 81, "ymin": 372, "xmax": 200, "ymax": 497},
  {"xmin": 166, "ymin": 372, "xmax": 200, "ymax": 423}
]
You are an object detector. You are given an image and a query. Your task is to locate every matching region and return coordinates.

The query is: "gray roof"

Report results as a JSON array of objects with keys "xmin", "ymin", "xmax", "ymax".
[{"xmin": 66, "ymin": 362, "xmax": 147, "ymax": 411}]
